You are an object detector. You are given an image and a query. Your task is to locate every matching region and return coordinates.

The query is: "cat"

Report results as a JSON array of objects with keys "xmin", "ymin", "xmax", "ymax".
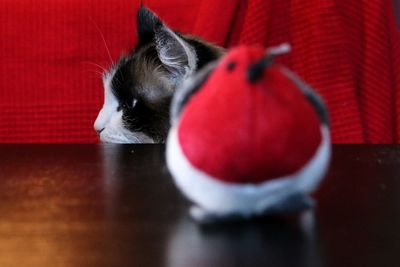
[{"xmin": 93, "ymin": 7, "xmax": 224, "ymax": 143}]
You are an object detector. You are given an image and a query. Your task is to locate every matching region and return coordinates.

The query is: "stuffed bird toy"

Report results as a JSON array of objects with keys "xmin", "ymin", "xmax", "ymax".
[{"xmin": 166, "ymin": 44, "xmax": 331, "ymax": 223}]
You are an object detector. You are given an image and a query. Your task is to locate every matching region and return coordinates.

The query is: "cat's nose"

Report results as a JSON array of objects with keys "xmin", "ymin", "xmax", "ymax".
[
  {"xmin": 96, "ymin": 128, "xmax": 105, "ymax": 135},
  {"xmin": 93, "ymin": 118, "xmax": 105, "ymax": 134}
]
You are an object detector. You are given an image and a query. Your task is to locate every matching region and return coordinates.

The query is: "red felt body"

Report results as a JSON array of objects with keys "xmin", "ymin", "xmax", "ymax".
[
  {"xmin": 0, "ymin": 0, "xmax": 398, "ymax": 143},
  {"xmin": 178, "ymin": 47, "xmax": 322, "ymax": 183}
]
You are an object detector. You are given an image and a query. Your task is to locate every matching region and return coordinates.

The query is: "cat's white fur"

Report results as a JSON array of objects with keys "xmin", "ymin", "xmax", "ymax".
[{"xmin": 93, "ymin": 67, "xmax": 154, "ymax": 144}]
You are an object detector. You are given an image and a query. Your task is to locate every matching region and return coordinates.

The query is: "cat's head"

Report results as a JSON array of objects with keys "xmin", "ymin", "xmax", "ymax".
[{"xmin": 94, "ymin": 7, "xmax": 223, "ymax": 143}]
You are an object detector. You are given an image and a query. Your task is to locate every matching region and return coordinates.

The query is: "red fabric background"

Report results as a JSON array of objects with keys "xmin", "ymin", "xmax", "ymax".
[{"xmin": 0, "ymin": 0, "xmax": 398, "ymax": 143}]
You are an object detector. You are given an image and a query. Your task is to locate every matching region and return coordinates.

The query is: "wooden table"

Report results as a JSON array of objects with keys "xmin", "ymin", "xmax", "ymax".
[{"xmin": 0, "ymin": 144, "xmax": 399, "ymax": 267}]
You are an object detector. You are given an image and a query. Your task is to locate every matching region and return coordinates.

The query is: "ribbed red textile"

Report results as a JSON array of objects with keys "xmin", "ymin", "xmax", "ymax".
[{"xmin": 0, "ymin": 0, "xmax": 398, "ymax": 143}]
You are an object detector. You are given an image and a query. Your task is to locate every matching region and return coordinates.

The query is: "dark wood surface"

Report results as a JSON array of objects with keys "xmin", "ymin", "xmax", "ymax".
[{"xmin": 0, "ymin": 144, "xmax": 400, "ymax": 267}]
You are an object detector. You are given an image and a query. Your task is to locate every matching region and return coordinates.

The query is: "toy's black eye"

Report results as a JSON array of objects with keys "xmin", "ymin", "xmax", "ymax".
[{"xmin": 227, "ymin": 61, "xmax": 237, "ymax": 71}]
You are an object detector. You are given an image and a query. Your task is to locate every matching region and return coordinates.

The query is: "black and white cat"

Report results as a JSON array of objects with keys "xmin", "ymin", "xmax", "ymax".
[{"xmin": 94, "ymin": 7, "xmax": 223, "ymax": 143}]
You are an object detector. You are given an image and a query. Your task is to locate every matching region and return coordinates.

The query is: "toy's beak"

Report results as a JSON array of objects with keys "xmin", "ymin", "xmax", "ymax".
[{"xmin": 247, "ymin": 43, "xmax": 291, "ymax": 83}]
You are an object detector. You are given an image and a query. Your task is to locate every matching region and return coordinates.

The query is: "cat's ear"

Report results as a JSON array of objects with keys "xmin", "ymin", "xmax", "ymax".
[
  {"xmin": 137, "ymin": 7, "xmax": 197, "ymax": 81},
  {"xmin": 137, "ymin": 6, "xmax": 163, "ymax": 44},
  {"xmin": 154, "ymin": 27, "xmax": 197, "ymax": 82}
]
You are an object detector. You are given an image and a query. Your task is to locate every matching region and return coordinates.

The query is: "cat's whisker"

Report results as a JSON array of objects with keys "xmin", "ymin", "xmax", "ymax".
[
  {"xmin": 85, "ymin": 69, "xmax": 105, "ymax": 78},
  {"xmin": 89, "ymin": 16, "xmax": 114, "ymax": 66},
  {"xmin": 83, "ymin": 61, "xmax": 108, "ymax": 73}
]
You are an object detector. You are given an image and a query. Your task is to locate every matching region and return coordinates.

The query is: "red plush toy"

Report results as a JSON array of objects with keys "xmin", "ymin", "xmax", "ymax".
[{"xmin": 166, "ymin": 44, "xmax": 331, "ymax": 223}]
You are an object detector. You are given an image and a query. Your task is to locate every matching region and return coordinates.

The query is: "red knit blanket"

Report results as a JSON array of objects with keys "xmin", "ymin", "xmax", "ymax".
[{"xmin": 0, "ymin": 0, "xmax": 398, "ymax": 143}]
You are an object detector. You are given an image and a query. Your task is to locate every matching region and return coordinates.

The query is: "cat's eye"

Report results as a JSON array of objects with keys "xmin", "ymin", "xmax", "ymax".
[
  {"xmin": 117, "ymin": 104, "xmax": 128, "ymax": 112},
  {"xmin": 117, "ymin": 99, "xmax": 138, "ymax": 112},
  {"xmin": 132, "ymin": 99, "xmax": 138, "ymax": 108}
]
